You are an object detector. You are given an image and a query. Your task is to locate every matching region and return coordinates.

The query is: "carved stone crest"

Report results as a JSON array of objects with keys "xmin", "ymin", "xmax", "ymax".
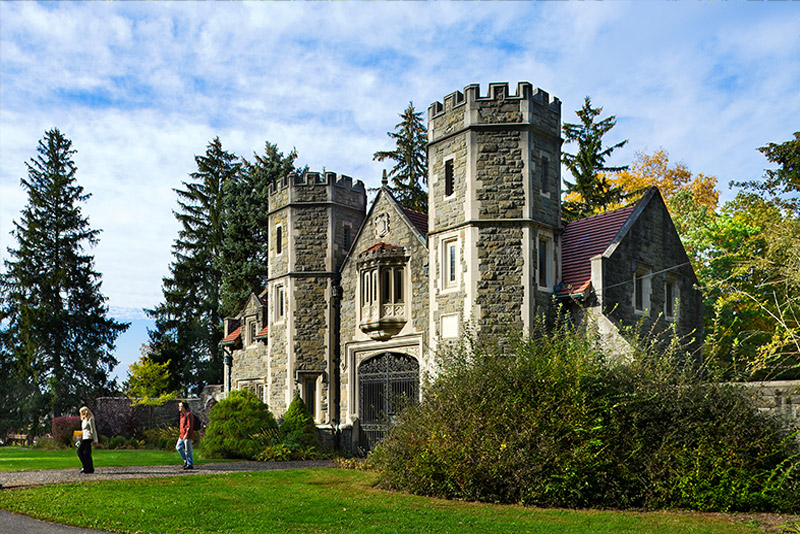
[{"xmin": 375, "ymin": 213, "xmax": 390, "ymax": 238}]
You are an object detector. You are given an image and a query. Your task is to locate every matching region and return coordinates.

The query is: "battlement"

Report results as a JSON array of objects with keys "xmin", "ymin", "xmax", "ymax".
[
  {"xmin": 428, "ymin": 81, "xmax": 561, "ymax": 118},
  {"xmin": 269, "ymin": 171, "xmax": 366, "ymax": 195}
]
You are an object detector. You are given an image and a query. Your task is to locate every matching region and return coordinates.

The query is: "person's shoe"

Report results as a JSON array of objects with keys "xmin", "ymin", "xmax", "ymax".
[
  {"xmin": 183, "ymin": 461, "xmax": 188, "ymax": 468},
  {"xmin": 184, "ymin": 465, "xmax": 193, "ymax": 470},
  {"xmin": 83, "ymin": 470, "xmax": 93, "ymax": 474},
  {"xmin": 80, "ymin": 468, "xmax": 85, "ymax": 474}
]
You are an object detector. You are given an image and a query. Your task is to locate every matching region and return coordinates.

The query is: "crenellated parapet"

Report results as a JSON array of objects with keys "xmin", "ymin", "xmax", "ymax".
[
  {"xmin": 269, "ymin": 170, "xmax": 365, "ymax": 195},
  {"xmin": 429, "ymin": 82, "xmax": 560, "ymax": 117},
  {"xmin": 428, "ymin": 82, "xmax": 561, "ymax": 144},
  {"xmin": 269, "ymin": 170, "xmax": 366, "ymax": 212}
]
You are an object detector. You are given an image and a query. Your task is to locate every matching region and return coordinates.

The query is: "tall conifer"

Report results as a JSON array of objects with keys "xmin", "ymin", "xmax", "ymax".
[
  {"xmin": 373, "ymin": 101, "xmax": 428, "ymax": 213},
  {"xmin": 562, "ymin": 97, "xmax": 629, "ymax": 220},
  {"xmin": 146, "ymin": 137, "xmax": 239, "ymax": 393},
  {"xmin": 0, "ymin": 128, "xmax": 127, "ymax": 430},
  {"xmin": 218, "ymin": 142, "xmax": 297, "ymax": 317}
]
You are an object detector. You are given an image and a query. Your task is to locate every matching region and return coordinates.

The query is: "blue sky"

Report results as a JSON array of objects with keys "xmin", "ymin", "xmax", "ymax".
[{"xmin": 1, "ymin": 2, "xmax": 798, "ymax": 383}]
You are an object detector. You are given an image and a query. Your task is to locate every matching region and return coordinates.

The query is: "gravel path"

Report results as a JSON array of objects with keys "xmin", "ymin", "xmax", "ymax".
[{"xmin": 0, "ymin": 460, "xmax": 333, "ymax": 489}]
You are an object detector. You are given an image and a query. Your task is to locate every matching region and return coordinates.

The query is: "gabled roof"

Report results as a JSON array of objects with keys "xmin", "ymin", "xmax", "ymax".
[
  {"xmin": 340, "ymin": 185, "xmax": 428, "ymax": 273},
  {"xmin": 403, "ymin": 207, "xmax": 428, "ymax": 237},
  {"xmin": 559, "ymin": 205, "xmax": 638, "ymax": 297},
  {"xmin": 220, "ymin": 326, "xmax": 242, "ymax": 346}
]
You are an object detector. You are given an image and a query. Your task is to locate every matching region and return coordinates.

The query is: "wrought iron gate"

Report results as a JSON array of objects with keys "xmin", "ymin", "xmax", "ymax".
[{"xmin": 358, "ymin": 352, "xmax": 419, "ymax": 451}]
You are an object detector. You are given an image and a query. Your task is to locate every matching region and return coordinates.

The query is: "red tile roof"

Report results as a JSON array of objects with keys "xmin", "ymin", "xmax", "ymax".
[
  {"xmin": 360, "ymin": 242, "xmax": 402, "ymax": 255},
  {"xmin": 254, "ymin": 325, "xmax": 268, "ymax": 339},
  {"xmin": 220, "ymin": 326, "xmax": 241, "ymax": 345},
  {"xmin": 559, "ymin": 205, "xmax": 637, "ymax": 296},
  {"xmin": 403, "ymin": 207, "xmax": 428, "ymax": 237}
]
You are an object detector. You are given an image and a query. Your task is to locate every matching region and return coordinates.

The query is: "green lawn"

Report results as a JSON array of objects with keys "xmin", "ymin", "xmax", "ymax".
[
  {"xmin": 0, "ymin": 467, "xmax": 772, "ymax": 534},
  {"xmin": 0, "ymin": 445, "xmax": 206, "ymax": 472}
]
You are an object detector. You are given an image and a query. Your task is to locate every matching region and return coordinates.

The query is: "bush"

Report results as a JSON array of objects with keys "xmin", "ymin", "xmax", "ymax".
[
  {"xmin": 109, "ymin": 435, "xmax": 127, "ymax": 450},
  {"xmin": 281, "ymin": 394, "xmax": 319, "ymax": 449},
  {"xmin": 142, "ymin": 426, "xmax": 179, "ymax": 450},
  {"xmin": 370, "ymin": 320, "xmax": 800, "ymax": 513},
  {"xmin": 202, "ymin": 389, "xmax": 278, "ymax": 460},
  {"xmin": 257, "ymin": 444, "xmax": 292, "ymax": 462},
  {"xmin": 51, "ymin": 416, "xmax": 81, "ymax": 447}
]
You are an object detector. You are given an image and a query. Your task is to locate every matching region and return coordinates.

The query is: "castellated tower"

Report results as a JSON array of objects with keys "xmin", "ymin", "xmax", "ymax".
[
  {"xmin": 427, "ymin": 82, "xmax": 562, "ymax": 348},
  {"xmin": 267, "ymin": 171, "xmax": 366, "ymax": 422}
]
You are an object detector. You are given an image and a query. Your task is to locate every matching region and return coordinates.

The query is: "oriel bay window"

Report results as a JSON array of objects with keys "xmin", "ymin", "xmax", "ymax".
[{"xmin": 358, "ymin": 243, "xmax": 408, "ymax": 341}]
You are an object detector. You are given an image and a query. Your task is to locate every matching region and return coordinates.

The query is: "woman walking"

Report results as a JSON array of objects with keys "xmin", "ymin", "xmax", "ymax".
[{"xmin": 77, "ymin": 406, "xmax": 98, "ymax": 474}]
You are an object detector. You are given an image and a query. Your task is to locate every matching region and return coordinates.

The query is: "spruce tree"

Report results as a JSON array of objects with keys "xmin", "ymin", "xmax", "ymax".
[
  {"xmin": 218, "ymin": 141, "xmax": 298, "ymax": 317},
  {"xmin": 373, "ymin": 101, "xmax": 428, "ymax": 213},
  {"xmin": 146, "ymin": 137, "xmax": 240, "ymax": 393},
  {"xmin": 562, "ymin": 97, "xmax": 629, "ymax": 220},
  {"xmin": 0, "ymin": 128, "xmax": 127, "ymax": 430}
]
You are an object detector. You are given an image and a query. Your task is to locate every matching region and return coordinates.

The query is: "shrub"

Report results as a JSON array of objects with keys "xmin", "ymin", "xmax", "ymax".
[
  {"xmin": 142, "ymin": 426, "xmax": 179, "ymax": 450},
  {"xmin": 281, "ymin": 394, "xmax": 319, "ymax": 449},
  {"xmin": 370, "ymin": 320, "xmax": 800, "ymax": 513},
  {"xmin": 257, "ymin": 444, "xmax": 292, "ymax": 462},
  {"xmin": 109, "ymin": 435, "xmax": 127, "ymax": 450},
  {"xmin": 202, "ymin": 389, "xmax": 278, "ymax": 460},
  {"xmin": 51, "ymin": 416, "xmax": 81, "ymax": 447},
  {"xmin": 30, "ymin": 438, "xmax": 59, "ymax": 450}
]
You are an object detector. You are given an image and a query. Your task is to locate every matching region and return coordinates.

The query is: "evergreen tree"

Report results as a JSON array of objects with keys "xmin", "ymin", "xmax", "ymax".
[
  {"xmin": 373, "ymin": 101, "xmax": 428, "ymax": 213},
  {"xmin": 0, "ymin": 128, "xmax": 127, "ymax": 430},
  {"xmin": 146, "ymin": 137, "xmax": 240, "ymax": 394},
  {"xmin": 561, "ymin": 97, "xmax": 629, "ymax": 220},
  {"xmin": 218, "ymin": 142, "xmax": 298, "ymax": 317}
]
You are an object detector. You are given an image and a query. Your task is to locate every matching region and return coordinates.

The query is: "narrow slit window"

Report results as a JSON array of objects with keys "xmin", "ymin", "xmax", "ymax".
[
  {"xmin": 276, "ymin": 226, "xmax": 282, "ymax": 255},
  {"xmin": 540, "ymin": 156, "xmax": 549, "ymax": 194},
  {"xmin": 382, "ymin": 270, "xmax": 391, "ymax": 304},
  {"xmin": 538, "ymin": 238, "xmax": 548, "ymax": 288},
  {"xmin": 445, "ymin": 160, "xmax": 454, "ymax": 197},
  {"xmin": 394, "ymin": 268, "xmax": 403, "ymax": 303}
]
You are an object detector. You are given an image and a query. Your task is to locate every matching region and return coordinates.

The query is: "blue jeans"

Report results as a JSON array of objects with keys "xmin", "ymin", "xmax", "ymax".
[{"xmin": 176, "ymin": 438, "xmax": 193, "ymax": 466}]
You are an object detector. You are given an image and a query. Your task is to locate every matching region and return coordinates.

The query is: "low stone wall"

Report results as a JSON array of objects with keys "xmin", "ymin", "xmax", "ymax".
[
  {"xmin": 734, "ymin": 380, "xmax": 800, "ymax": 432},
  {"xmin": 93, "ymin": 397, "xmax": 207, "ymax": 439}
]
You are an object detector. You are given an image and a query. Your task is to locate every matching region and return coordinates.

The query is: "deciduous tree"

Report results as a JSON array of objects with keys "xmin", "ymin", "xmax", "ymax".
[{"xmin": 609, "ymin": 149, "xmax": 719, "ymax": 212}]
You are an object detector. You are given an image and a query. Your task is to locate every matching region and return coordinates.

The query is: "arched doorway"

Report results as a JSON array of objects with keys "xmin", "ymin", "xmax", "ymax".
[{"xmin": 358, "ymin": 352, "xmax": 419, "ymax": 450}]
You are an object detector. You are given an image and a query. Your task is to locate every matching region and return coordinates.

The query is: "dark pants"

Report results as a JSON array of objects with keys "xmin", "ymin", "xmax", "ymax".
[{"xmin": 77, "ymin": 439, "xmax": 94, "ymax": 473}]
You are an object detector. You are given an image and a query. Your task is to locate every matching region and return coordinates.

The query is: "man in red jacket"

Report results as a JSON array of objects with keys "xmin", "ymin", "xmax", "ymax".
[{"xmin": 176, "ymin": 402, "xmax": 195, "ymax": 470}]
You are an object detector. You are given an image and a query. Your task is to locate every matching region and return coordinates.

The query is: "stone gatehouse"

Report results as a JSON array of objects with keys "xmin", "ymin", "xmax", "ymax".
[{"xmin": 219, "ymin": 82, "xmax": 703, "ymax": 451}]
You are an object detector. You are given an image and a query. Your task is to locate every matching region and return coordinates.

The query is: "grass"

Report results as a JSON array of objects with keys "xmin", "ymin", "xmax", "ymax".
[
  {"xmin": 0, "ymin": 445, "xmax": 221, "ymax": 472},
  {"xmin": 0, "ymin": 468, "xmax": 772, "ymax": 534}
]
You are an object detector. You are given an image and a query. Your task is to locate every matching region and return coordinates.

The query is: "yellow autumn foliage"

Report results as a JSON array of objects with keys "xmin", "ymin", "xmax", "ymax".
[{"xmin": 606, "ymin": 149, "xmax": 719, "ymax": 212}]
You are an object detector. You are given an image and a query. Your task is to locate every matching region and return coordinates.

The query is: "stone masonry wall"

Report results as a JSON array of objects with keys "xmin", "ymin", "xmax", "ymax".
[
  {"xmin": 737, "ymin": 380, "xmax": 800, "ymax": 434},
  {"xmin": 475, "ymin": 129, "xmax": 525, "ymax": 220},
  {"xmin": 293, "ymin": 277, "xmax": 328, "ymax": 373},
  {"xmin": 338, "ymin": 190, "xmax": 428, "ymax": 421},
  {"xmin": 476, "ymin": 226, "xmax": 524, "ymax": 335},
  {"xmin": 294, "ymin": 206, "xmax": 328, "ymax": 272},
  {"xmin": 602, "ymin": 191, "xmax": 703, "ymax": 351}
]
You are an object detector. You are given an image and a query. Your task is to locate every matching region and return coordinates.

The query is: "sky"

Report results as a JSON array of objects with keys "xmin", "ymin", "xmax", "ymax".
[{"xmin": 1, "ymin": 2, "xmax": 798, "ymax": 384}]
